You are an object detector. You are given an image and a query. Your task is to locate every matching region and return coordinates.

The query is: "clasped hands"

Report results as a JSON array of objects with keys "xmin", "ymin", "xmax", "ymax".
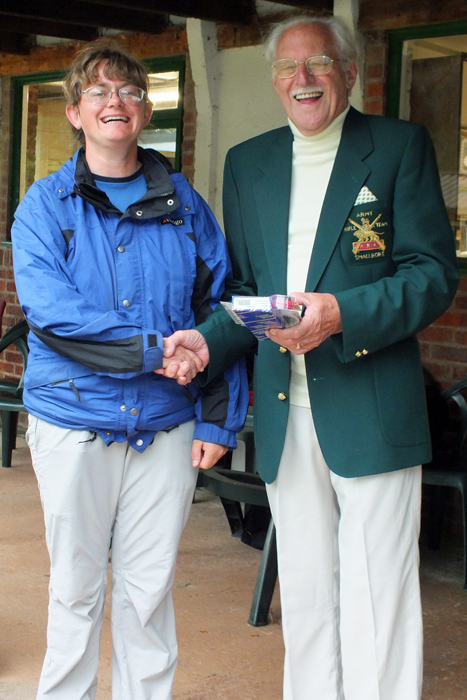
[
  {"xmin": 155, "ymin": 292, "xmax": 341, "ymax": 383},
  {"xmin": 155, "ymin": 293, "xmax": 340, "ymax": 471}
]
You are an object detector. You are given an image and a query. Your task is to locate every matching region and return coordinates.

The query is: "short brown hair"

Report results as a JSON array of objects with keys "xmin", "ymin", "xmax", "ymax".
[{"xmin": 63, "ymin": 39, "xmax": 149, "ymax": 146}]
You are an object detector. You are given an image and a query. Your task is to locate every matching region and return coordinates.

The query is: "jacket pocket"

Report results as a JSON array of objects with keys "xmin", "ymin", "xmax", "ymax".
[{"xmin": 373, "ymin": 338, "xmax": 429, "ymax": 447}]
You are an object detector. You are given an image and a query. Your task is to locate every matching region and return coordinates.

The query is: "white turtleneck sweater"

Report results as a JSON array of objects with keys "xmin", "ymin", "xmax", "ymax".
[{"xmin": 287, "ymin": 106, "xmax": 349, "ymax": 407}]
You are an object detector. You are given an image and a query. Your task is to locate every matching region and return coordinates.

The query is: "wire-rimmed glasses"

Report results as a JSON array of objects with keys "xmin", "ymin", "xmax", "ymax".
[{"xmin": 82, "ymin": 86, "xmax": 146, "ymax": 104}]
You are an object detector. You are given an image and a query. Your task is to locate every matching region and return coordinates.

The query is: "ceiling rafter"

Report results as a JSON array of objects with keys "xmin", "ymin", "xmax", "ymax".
[
  {"xmin": 0, "ymin": 31, "xmax": 33, "ymax": 55},
  {"xmin": 0, "ymin": 0, "xmax": 169, "ymax": 35},
  {"xmin": 0, "ymin": 0, "xmax": 335, "ymax": 56},
  {"xmin": 77, "ymin": 0, "xmax": 257, "ymax": 25},
  {"xmin": 0, "ymin": 16, "xmax": 97, "ymax": 42},
  {"xmin": 264, "ymin": 0, "xmax": 333, "ymax": 10}
]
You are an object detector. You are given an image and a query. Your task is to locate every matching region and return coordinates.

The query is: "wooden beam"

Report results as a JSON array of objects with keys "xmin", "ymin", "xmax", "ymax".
[
  {"xmin": 264, "ymin": 0, "xmax": 333, "ymax": 12},
  {"xmin": 0, "ymin": 1, "xmax": 169, "ymax": 35},
  {"xmin": 0, "ymin": 26, "xmax": 188, "ymax": 76},
  {"xmin": 76, "ymin": 0, "xmax": 256, "ymax": 25},
  {"xmin": 0, "ymin": 15, "xmax": 97, "ymax": 41},
  {"xmin": 359, "ymin": 0, "xmax": 467, "ymax": 31},
  {"xmin": 0, "ymin": 31, "xmax": 33, "ymax": 55}
]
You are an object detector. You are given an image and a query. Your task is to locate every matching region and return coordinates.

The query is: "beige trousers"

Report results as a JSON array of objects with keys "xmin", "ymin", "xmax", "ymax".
[
  {"xmin": 27, "ymin": 415, "xmax": 198, "ymax": 700},
  {"xmin": 266, "ymin": 405, "xmax": 423, "ymax": 700}
]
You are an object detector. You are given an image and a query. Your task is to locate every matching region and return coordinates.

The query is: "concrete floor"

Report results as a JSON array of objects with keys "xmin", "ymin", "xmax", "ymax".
[{"xmin": 1, "ymin": 438, "xmax": 466, "ymax": 700}]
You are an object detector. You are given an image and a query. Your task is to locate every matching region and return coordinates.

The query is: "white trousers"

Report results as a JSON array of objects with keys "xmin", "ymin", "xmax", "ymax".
[
  {"xmin": 27, "ymin": 415, "xmax": 198, "ymax": 700},
  {"xmin": 266, "ymin": 406, "xmax": 423, "ymax": 700}
]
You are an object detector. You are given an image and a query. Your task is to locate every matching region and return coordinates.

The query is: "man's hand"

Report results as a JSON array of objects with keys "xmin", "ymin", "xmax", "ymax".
[
  {"xmin": 267, "ymin": 292, "xmax": 342, "ymax": 354},
  {"xmin": 154, "ymin": 329, "xmax": 209, "ymax": 385},
  {"xmin": 192, "ymin": 439, "xmax": 228, "ymax": 470}
]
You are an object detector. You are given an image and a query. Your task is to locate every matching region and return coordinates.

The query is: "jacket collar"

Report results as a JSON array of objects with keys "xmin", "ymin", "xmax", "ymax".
[
  {"xmin": 306, "ymin": 107, "xmax": 374, "ymax": 291},
  {"xmin": 73, "ymin": 147, "xmax": 180, "ymax": 219},
  {"xmin": 253, "ymin": 127, "xmax": 293, "ymax": 293},
  {"xmin": 252, "ymin": 108, "xmax": 374, "ymax": 291}
]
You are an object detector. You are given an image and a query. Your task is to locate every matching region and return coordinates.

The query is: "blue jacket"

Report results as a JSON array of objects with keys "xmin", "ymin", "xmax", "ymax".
[{"xmin": 12, "ymin": 148, "xmax": 248, "ymax": 451}]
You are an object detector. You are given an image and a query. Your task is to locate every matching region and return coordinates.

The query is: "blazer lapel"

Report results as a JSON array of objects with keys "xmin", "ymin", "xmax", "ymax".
[
  {"xmin": 305, "ymin": 108, "xmax": 374, "ymax": 292},
  {"xmin": 253, "ymin": 128, "xmax": 293, "ymax": 293}
]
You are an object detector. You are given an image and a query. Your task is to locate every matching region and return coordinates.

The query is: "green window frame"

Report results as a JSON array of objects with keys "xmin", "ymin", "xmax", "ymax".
[
  {"xmin": 387, "ymin": 20, "xmax": 467, "ymax": 118},
  {"xmin": 8, "ymin": 54, "xmax": 185, "ymax": 235},
  {"xmin": 386, "ymin": 21, "xmax": 467, "ymax": 270},
  {"xmin": 142, "ymin": 55, "xmax": 185, "ymax": 172}
]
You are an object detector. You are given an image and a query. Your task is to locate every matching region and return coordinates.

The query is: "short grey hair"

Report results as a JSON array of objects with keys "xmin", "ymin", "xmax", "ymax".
[{"xmin": 264, "ymin": 15, "xmax": 358, "ymax": 66}]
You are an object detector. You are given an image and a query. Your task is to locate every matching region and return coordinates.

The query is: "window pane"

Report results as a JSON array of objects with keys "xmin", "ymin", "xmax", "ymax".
[
  {"xmin": 17, "ymin": 70, "xmax": 181, "ymax": 204},
  {"xmin": 19, "ymin": 81, "xmax": 75, "ymax": 202},
  {"xmin": 400, "ymin": 36, "xmax": 467, "ymax": 258},
  {"xmin": 147, "ymin": 72, "xmax": 179, "ymax": 111},
  {"xmin": 139, "ymin": 127, "xmax": 177, "ymax": 167}
]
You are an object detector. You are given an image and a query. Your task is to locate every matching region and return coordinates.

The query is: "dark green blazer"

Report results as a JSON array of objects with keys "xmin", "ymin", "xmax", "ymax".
[{"xmin": 197, "ymin": 107, "xmax": 459, "ymax": 483}]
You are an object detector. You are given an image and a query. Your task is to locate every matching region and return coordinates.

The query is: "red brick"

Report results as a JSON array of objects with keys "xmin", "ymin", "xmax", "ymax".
[
  {"xmin": 366, "ymin": 63, "xmax": 385, "ymax": 80},
  {"xmin": 418, "ymin": 326, "xmax": 453, "ymax": 343},
  {"xmin": 183, "ymin": 123, "xmax": 195, "ymax": 139},
  {"xmin": 365, "ymin": 82, "xmax": 385, "ymax": 98},
  {"xmin": 5, "ymin": 349, "xmax": 21, "ymax": 363},
  {"xmin": 365, "ymin": 46, "xmax": 386, "ymax": 65},
  {"xmin": 433, "ymin": 311, "xmax": 467, "ymax": 328},
  {"xmin": 182, "ymin": 166, "xmax": 194, "ymax": 185},
  {"xmin": 454, "ymin": 329, "xmax": 467, "ymax": 345},
  {"xmin": 182, "ymin": 152, "xmax": 194, "ymax": 167},
  {"xmin": 430, "ymin": 344, "xmax": 467, "ymax": 363},
  {"xmin": 422, "ymin": 360, "xmax": 453, "ymax": 386},
  {"xmin": 364, "ymin": 100, "xmax": 385, "ymax": 115},
  {"xmin": 453, "ymin": 292, "xmax": 467, "ymax": 310},
  {"xmin": 451, "ymin": 364, "xmax": 467, "ymax": 383}
]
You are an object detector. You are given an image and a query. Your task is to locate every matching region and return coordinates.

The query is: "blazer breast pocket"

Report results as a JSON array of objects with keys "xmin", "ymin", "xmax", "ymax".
[{"xmin": 340, "ymin": 201, "xmax": 393, "ymax": 266}]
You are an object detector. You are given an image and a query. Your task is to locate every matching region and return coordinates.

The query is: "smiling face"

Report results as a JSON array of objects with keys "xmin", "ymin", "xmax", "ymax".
[
  {"xmin": 272, "ymin": 23, "xmax": 357, "ymax": 137},
  {"xmin": 66, "ymin": 60, "xmax": 152, "ymax": 154}
]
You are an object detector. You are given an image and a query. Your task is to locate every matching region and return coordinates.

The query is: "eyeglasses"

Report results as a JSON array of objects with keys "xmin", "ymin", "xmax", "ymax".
[
  {"xmin": 82, "ymin": 85, "xmax": 146, "ymax": 104},
  {"xmin": 271, "ymin": 55, "xmax": 346, "ymax": 79}
]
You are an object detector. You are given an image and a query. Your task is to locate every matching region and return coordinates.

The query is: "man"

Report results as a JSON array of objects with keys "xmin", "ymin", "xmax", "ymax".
[
  {"xmin": 161, "ymin": 16, "xmax": 458, "ymax": 700},
  {"xmin": 12, "ymin": 41, "xmax": 247, "ymax": 700}
]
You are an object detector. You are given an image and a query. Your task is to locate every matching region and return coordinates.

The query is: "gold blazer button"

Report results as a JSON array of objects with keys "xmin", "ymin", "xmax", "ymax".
[
  {"xmin": 355, "ymin": 351, "xmax": 362, "ymax": 357},
  {"xmin": 279, "ymin": 346, "xmax": 288, "ymax": 353},
  {"xmin": 362, "ymin": 349, "xmax": 369, "ymax": 355},
  {"xmin": 278, "ymin": 392, "xmax": 287, "ymax": 401}
]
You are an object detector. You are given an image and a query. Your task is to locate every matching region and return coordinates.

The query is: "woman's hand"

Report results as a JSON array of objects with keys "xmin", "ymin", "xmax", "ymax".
[{"xmin": 191, "ymin": 440, "xmax": 227, "ymax": 470}]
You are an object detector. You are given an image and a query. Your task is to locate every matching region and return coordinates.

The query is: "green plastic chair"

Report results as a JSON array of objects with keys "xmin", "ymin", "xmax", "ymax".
[
  {"xmin": 199, "ymin": 414, "xmax": 278, "ymax": 626},
  {"xmin": 0, "ymin": 319, "xmax": 29, "ymax": 468},
  {"xmin": 422, "ymin": 377, "xmax": 467, "ymax": 589}
]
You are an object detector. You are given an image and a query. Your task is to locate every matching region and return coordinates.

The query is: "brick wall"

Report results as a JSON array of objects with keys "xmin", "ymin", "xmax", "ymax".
[
  {"xmin": 0, "ymin": 245, "xmax": 23, "ymax": 376},
  {"xmin": 419, "ymin": 276, "xmax": 467, "ymax": 387},
  {"xmin": 362, "ymin": 31, "xmax": 387, "ymax": 116},
  {"xmin": 181, "ymin": 56, "xmax": 196, "ymax": 185}
]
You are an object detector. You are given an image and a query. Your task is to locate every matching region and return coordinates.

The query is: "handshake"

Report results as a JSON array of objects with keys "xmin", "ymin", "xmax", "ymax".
[
  {"xmin": 155, "ymin": 329, "xmax": 210, "ymax": 385},
  {"xmin": 155, "ymin": 292, "xmax": 342, "ymax": 385}
]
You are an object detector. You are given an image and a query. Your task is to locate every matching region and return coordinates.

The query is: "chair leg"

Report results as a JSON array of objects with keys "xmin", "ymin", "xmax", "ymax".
[
  {"xmin": 219, "ymin": 497, "xmax": 244, "ymax": 537},
  {"xmin": 11, "ymin": 411, "xmax": 18, "ymax": 451},
  {"xmin": 248, "ymin": 519, "xmax": 278, "ymax": 627},
  {"xmin": 460, "ymin": 484, "xmax": 467, "ymax": 591},
  {"xmin": 1, "ymin": 410, "xmax": 15, "ymax": 468},
  {"xmin": 427, "ymin": 484, "xmax": 447, "ymax": 550}
]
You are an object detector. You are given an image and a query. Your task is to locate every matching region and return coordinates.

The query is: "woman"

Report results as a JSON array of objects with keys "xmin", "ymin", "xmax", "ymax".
[{"xmin": 12, "ymin": 40, "xmax": 248, "ymax": 700}]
